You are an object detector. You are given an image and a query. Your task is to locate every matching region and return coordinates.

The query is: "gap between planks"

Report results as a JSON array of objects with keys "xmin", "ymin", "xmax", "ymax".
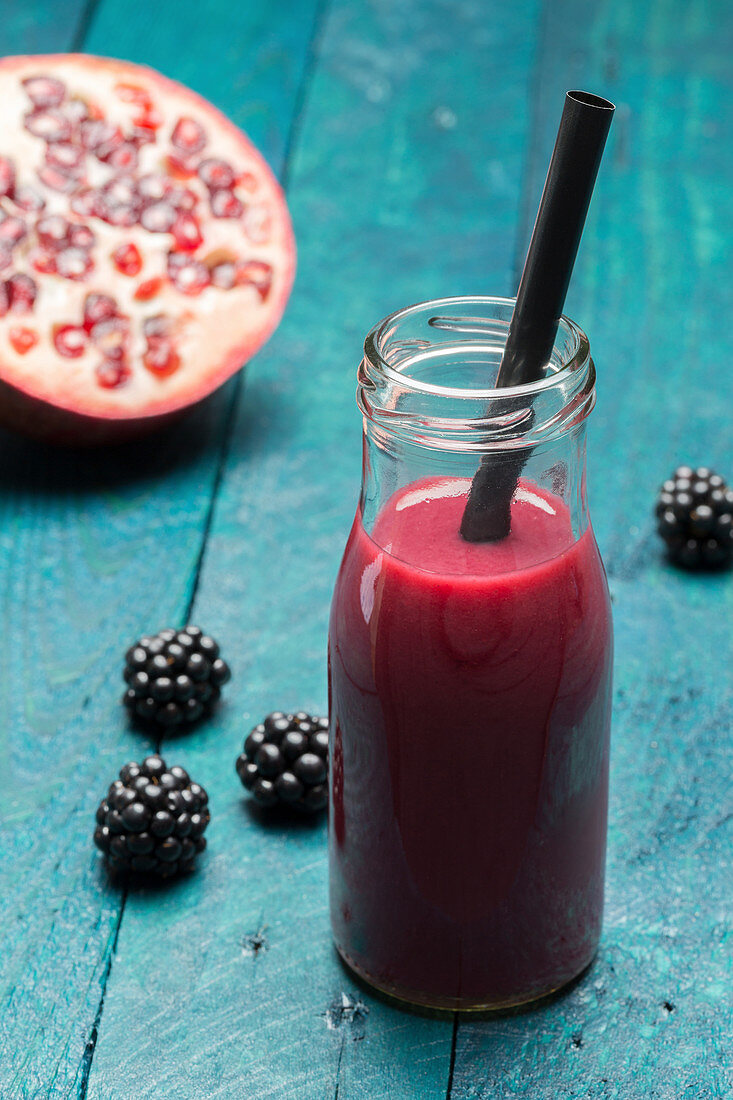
[
  {"xmin": 76, "ymin": 890, "xmax": 128, "ymax": 1096},
  {"xmin": 74, "ymin": 0, "xmax": 334, "ymax": 1092},
  {"xmin": 69, "ymin": 0, "xmax": 102, "ymax": 52}
]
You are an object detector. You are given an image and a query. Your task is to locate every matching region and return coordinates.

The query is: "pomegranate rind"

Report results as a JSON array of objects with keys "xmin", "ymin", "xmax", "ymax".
[{"xmin": 0, "ymin": 54, "xmax": 295, "ymax": 444}]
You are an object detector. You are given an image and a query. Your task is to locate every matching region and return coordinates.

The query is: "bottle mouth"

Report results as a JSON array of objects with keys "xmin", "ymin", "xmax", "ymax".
[{"xmin": 359, "ymin": 295, "xmax": 595, "ymax": 451}]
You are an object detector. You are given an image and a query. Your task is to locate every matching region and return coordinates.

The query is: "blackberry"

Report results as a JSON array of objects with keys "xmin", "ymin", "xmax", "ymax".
[
  {"xmin": 93, "ymin": 755, "xmax": 210, "ymax": 878},
  {"xmin": 236, "ymin": 711, "xmax": 329, "ymax": 813},
  {"xmin": 656, "ymin": 466, "xmax": 733, "ymax": 569},
  {"xmin": 123, "ymin": 626, "xmax": 231, "ymax": 729}
]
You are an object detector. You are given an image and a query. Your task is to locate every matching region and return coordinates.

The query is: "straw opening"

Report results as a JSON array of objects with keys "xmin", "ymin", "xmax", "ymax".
[{"xmin": 567, "ymin": 90, "xmax": 615, "ymax": 111}]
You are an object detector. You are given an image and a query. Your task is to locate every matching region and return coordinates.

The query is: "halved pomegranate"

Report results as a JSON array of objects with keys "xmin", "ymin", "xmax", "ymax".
[{"xmin": 0, "ymin": 54, "xmax": 295, "ymax": 444}]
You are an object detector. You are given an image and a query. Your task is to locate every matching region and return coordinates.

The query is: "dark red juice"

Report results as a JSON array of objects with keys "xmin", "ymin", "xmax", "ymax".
[{"xmin": 329, "ymin": 476, "xmax": 613, "ymax": 1009}]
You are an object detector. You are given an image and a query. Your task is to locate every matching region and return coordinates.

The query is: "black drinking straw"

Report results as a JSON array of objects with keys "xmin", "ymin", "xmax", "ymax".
[{"xmin": 460, "ymin": 90, "xmax": 615, "ymax": 542}]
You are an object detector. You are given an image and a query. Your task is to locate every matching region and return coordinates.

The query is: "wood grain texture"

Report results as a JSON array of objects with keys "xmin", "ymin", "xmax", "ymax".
[
  {"xmin": 3, "ymin": 0, "xmax": 731, "ymax": 1096},
  {"xmin": 0, "ymin": 428, "xmax": 222, "ymax": 1098},
  {"xmin": 450, "ymin": 0, "xmax": 733, "ymax": 1096},
  {"xmin": 84, "ymin": 0, "xmax": 543, "ymax": 1096},
  {"xmin": 0, "ymin": 1, "xmax": 319, "ymax": 1096},
  {"xmin": 2, "ymin": 0, "xmax": 92, "ymax": 54}
]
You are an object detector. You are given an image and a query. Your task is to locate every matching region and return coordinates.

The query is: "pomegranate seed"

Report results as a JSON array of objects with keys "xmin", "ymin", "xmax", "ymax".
[
  {"xmin": 134, "ymin": 277, "xmax": 163, "ymax": 301},
  {"xmin": 95, "ymin": 133, "xmax": 127, "ymax": 163},
  {"xmin": 24, "ymin": 109, "xmax": 72, "ymax": 143},
  {"xmin": 140, "ymin": 201, "xmax": 177, "ymax": 233},
  {"xmin": 105, "ymin": 143, "xmax": 139, "ymax": 172},
  {"xmin": 130, "ymin": 126, "xmax": 157, "ymax": 147},
  {"xmin": 36, "ymin": 166, "xmax": 79, "ymax": 194},
  {"xmin": 36, "ymin": 214, "xmax": 71, "ymax": 249},
  {"xmin": 69, "ymin": 187, "xmax": 100, "ymax": 218},
  {"xmin": 135, "ymin": 108, "xmax": 163, "ymax": 131},
  {"xmin": 171, "ymin": 117, "xmax": 207, "ymax": 155},
  {"xmin": 244, "ymin": 204, "xmax": 272, "ymax": 244},
  {"xmin": 102, "ymin": 175, "xmax": 139, "ymax": 207},
  {"xmin": 65, "ymin": 97, "xmax": 90, "ymax": 125},
  {"xmin": 210, "ymin": 261, "xmax": 236, "ymax": 289},
  {"xmin": 0, "ymin": 246, "xmax": 14, "ymax": 271},
  {"xmin": 22, "ymin": 75, "xmax": 66, "ymax": 108},
  {"xmin": 80, "ymin": 119, "xmax": 120, "ymax": 152},
  {"xmin": 0, "ymin": 282, "xmax": 8, "ymax": 316},
  {"xmin": 139, "ymin": 314, "xmax": 168, "ymax": 338},
  {"xmin": 167, "ymin": 251, "xmax": 187, "ymax": 272},
  {"xmin": 170, "ymin": 187, "xmax": 198, "ymax": 212},
  {"xmin": 143, "ymin": 315, "xmax": 171, "ymax": 339},
  {"xmin": 90, "ymin": 316, "xmax": 130, "ymax": 354},
  {"xmin": 56, "ymin": 247, "xmax": 94, "ymax": 281},
  {"xmin": 237, "ymin": 171, "xmax": 258, "ymax": 193},
  {"xmin": 138, "ymin": 174, "xmax": 172, "ymax": 203},
  {"xmin": 14, "ymin": 184, "xmax": 45, "ymax": 213},
  {"xmin": 0, "ymin": 157, "xmax": 16, "ymax": 198},
  {"xmin": 114, "ymin": 82, "xmax": 152, "ymax": 107},
  {"xmin": 30, "ymin": 248, "xmax": 57, "ymax": 274},
  {"xmin": 171, "ymin": 211, "xmax": 203, "ymax": 251},
  {"xmin": 166, "ymin": 155, "xmax": 197, "ymax": 180},
  {"xmin": 68, "ymin": 223, "xmax": 96, "ymax": 250},
  {"xmin": 45, "ymin": 142, "xmax": 85, "ymax": 175},
  {"xmin": 7, "ymin": 273, "xmax": 37, "ymax": 313},
  {"xmin": 101, "ymin": 203, "xmax": 139, "ymax": 228},
  {"xmin": 210, "ymin": 190, "xmax": 244, "ymax": 219},
  {"xmin": 168, "ymin": 257, "xmax": 210, "ymax": 295},
  {"xmin": 198, "ymin": 158, "xmax": 235, "ymax": 190},
  {"xmin": 0, "ymin": 215, "xmax": 27, "ymax": 246},
  {"xmin": 112, "ymin": 242, "xmax": 142, "ymax": 276},
  {"xmin": 9, "ymin": 326, "xmax": 38, "ymax": 355},
  {"xmin": 83, "ymin": 293, "xmax": 117, "ymax": 331},
  {"xmin": 96, "ymin": 359, "xmax": 131, "ymax": 388},
  {"xmin": 53, "ymin": 324, "xmax": 87, "ymax": 358},
  {"xmin": 143, "ymin": 339, "xmax": 181, "ymax": 377},
  {"xmin": 235, "ymin": 260, "xmax": 273, "ymax": 300}
]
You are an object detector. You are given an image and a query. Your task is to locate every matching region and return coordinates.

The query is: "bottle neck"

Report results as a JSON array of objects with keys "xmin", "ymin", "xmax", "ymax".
[{"xmin": 357, "ymin": 296, "xmax": 595, "ymax": 552}]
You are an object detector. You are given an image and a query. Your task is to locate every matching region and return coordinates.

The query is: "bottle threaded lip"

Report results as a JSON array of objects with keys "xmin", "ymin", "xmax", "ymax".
[{"xmin": 359, "ymin": 295, "xmax": 595, "ymax": 451}]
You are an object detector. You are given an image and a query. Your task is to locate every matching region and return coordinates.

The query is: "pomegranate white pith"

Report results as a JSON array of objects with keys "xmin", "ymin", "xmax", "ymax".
[{"xmin": 0, "ymin": 54, "xmax": 295, "ymax": 440}]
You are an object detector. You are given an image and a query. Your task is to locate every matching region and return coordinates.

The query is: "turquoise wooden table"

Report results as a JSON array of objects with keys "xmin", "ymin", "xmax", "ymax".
[{"xmin": 2, "ymin": 0, "xmax": 731, "ymax": 1096}]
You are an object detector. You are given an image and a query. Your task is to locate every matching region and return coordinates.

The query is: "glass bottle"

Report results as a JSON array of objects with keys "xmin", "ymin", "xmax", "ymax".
[{"xmin": 328, "ymin": 296, "xmax": 613, "ymax": 1011}]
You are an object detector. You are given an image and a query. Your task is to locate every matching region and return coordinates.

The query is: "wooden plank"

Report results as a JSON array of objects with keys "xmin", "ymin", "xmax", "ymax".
[
  {"xmin": 0, "ymin": 2, "xmax": 319, "ymax": 1096},
  {"xmin": 77, "ymin": 0, "xmax": 312, "ymax": 169},
  {"xmin": 3, "ymin": 0, "xmax": 90, "ymax": 55},
  {"xmin": 449, "ymin": 0, "xmax": 733, "ymax": 1095},
  {"xmin": 0, "ymin": 8, "xmax": 133, "ymax": 1098},
  {"xmin": 84, "ymin": 0, "xmax": 545, "ymax": 1097}
]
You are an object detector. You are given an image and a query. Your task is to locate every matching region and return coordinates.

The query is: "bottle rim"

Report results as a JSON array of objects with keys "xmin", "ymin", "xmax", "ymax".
[{"xmin": 359, "ymin": 295, "xmax": 595, "ymax": 451}]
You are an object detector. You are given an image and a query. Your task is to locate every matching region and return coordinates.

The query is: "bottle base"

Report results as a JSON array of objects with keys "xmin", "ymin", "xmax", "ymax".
[{"xmin": 334, "ymin": 942, "xmax": 598, "ymax": 1014}]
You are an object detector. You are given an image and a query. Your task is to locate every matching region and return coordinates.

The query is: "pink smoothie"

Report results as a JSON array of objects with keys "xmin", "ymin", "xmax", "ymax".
[{"xmin": 328, "ymin": 477, "xmax": 613, "ymax": 1009}]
